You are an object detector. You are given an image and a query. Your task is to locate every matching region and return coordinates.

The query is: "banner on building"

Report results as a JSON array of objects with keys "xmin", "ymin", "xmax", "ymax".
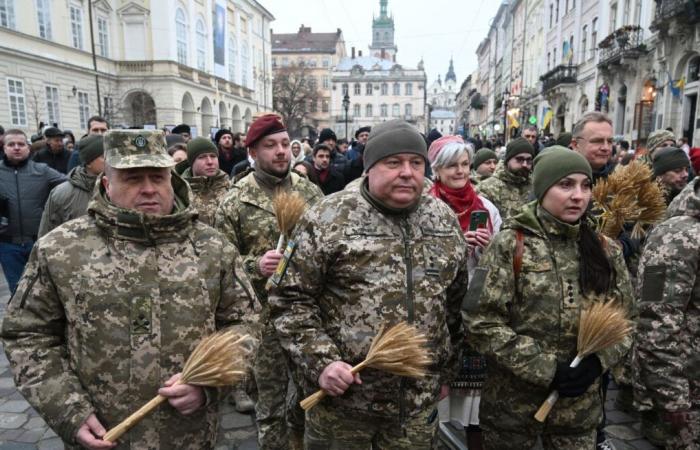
[{"xmin": 213, "ymin": 0, "xmax": 226, "ymax": 78}]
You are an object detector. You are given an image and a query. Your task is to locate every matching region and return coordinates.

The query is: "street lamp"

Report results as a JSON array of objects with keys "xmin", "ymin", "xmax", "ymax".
[
  {"xmin": 342, "ymin": 94, "xmax": 350, "ymax": 139},
  {"xmin": 503, "ymin": 89, "xmax": 510, "ymax": 145}
]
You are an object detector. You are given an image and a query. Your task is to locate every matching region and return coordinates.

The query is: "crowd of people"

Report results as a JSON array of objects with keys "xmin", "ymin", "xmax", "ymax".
[{"xmin": 0, "ymin": 110, "xmax": 696, "ymax": 450}]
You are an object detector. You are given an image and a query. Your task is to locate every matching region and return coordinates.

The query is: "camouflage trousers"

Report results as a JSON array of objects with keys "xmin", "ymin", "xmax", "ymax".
[
  {"xmin": 482, "ymin": 426, "xmax": 596, "ymax": 450},
  {"xmin": 253, "ymin": 322, "xmax": 305, "ymax": 449},
  {"xmin": 642, "ymin": 409, "xmax": 700, "ymax": 450},
  {"xmin": 304, "ymin": 402, "xmax": 438, "ymax": 449}
]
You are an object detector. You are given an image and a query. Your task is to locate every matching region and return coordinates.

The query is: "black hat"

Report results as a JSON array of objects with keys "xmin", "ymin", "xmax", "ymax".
[
  {"xmin": 214, "ymin": 128, "xmax": 234, "ymax": 144},
  {"xmin": 427, "ymin": 128, "xmax": 442, "ymax": 145},
  {"xmin": 653, "ymin": 147, "xmax": 690, "ymax": 177},
  {"xmin": 319, "ymin": 128, "xmax": 337, "ymax": 143},
  {"xmin": 171, "ymin": 124, "xmax": 191, "ymax": 135},
  {"xmin": 505, "ymin": 137, "xmax": 535, "ymax": 162},
  {"xmin": 77, "ymin": 135, "xmax": 104, "ymax": 165},
  {"xmin": 44, "ymin": 127, "xmax": 64, "ymax": 138},
  {"xmin": 354, "ymin": 126, "xmax": 371, "ymax": 138}
]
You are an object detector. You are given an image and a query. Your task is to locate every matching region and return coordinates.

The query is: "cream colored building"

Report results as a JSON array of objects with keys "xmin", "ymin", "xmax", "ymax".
[
  {"xmin": 0, "ymin": 0, "xmax": 273, "ymax": 138},
  {"xmin": 271, "ymin": 25, "xmax": 346, "ymax": 137}
]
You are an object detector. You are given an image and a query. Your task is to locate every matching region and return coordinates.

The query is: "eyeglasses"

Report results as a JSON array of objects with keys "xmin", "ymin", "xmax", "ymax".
[
  {"xmin": 576, "ymin": 137, "xmax": 614, "ymax": 146},
  {"xmin": 514, "ymin": 156, "xmax": 533, "ymax": 165}
]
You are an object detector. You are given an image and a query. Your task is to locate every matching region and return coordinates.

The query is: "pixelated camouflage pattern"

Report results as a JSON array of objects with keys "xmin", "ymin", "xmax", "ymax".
[
  {"xmin": 269, "ymin": 186, "xmax": 470, "ymax": 419},
  {"xmin": 214, "ymin": 169, "xmax": 321, "ymax": 449},
  {"xmin": 470, "ymin": 171, "xmax": 489, "ymax": 187},
  {"xmin": 482, "ymin": 426, "xmax": 596, "ymax": 449},
  {"xmin": 1, "ymin": 173, "xmax": 260, "ymax": 450},
  {"xmin": 304, "ymin": 402, "xmax": 438, "ymax": 449},
  {"xmin": 464, "ymin": 202, "xmax": 634, "ymax": 434},
  {"xmin": 104, "ymin": 129, "xmax": 175, "ymax": 169},
  {"xmin": 475, "ymin": 162, "xmax": 533, "ymax": 220},
  {"xmin": 215, "ymin": 170, "xmax": 322, "ymax": 299},
  {"xmin": 182, "ymin": 168, "xmax": 231, "ymax": 226},
  {"xmin": 343, "ymin": 174, "xmax": 434, "ymax": 193},
  {"xmin": 632, "ymin": 178, "xmax": 699, "ymax": 448},
  {"xmin": 38, "ymin": 166, "xmax": 98, "ymax": 237}
]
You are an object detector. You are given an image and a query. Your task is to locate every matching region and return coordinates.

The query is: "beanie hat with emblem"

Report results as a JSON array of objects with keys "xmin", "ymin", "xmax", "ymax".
[
  {"xmin": 533, "ymin": 147, "xmax": 592, "ymax": 202},
  {"xmin": 78, "ymin": 134, "xmax": 104, "ymax": 165},
  {"xmin": 363, "ymin": 120, "xmax": 428, "ymax": 170},
  {"xmin": 652, "ymin": 146, "xmax": 689, "ymax": 177},
  {"xmin": 505, "ymin": 137, "xmax": 535, "ymax": 162},
  {"xmin": 472, "ymin": 148, "xmax": 498, "ymax": 169},
  {"xmin": 187, "ymin": 137, "xmax": 219, "ymax": 166}
]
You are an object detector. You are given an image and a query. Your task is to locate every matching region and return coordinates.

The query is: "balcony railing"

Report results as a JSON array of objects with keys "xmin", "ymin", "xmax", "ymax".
[
  {"xmin": 598, "ymin": 26, "xmax": 646, "ymax": 66},
  {"xmin": 540, "ymin": 65, "xmax": 577, "ymax": 93},
  {"xmin": 651, "ymin": 0, "xmax": 700, "ymax": 29}
]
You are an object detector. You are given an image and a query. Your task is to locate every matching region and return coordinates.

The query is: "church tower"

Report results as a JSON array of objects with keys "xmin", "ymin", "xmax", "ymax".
[
  {"xmin": 369, "ymin": 0, "xmax": 398, "ymax": 61},
  {"xmin": 445, "ymin": 57, "xmax": 456, "ymax": 83}
]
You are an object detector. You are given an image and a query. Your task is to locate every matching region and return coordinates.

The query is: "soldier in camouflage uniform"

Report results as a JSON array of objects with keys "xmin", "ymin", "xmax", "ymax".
[
  {"xmin": 633, "ymin": 177, "xmax": 700, "ymax": 449},
  {"xmin": 181, "ymin": 137, "xmax": 231, "ymax": 226},
  {"xmin": 464, "ymin": 148, "xmax": 634, "ymax": 449},
  {"xmin": 269, "ymin": 120, "xmax": 470, "ymax": 449},
  {"xmin": 1, "ymin": 129, "xmax": 259, "ymax": 450},
  {"xmin": 470, "ymin": 148, "xmax": 498, "ymax": 187},
  {"xmin": 215, "ymin": 114, "xmax": 322, "ymax": 449},
  {"xmin": 475, "ymin": 137, "xmax": 534, "ymax": 219}
]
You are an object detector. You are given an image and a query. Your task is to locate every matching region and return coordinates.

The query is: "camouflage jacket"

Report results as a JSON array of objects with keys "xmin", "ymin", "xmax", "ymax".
[
  {"xmin": 1, "ymin": 174, "xmax": 259, "ymax": 450},
  {"xmin": 475, "ymin": 162, "xmax": 532, "ymax": 220},
  {"xmin": 215, "ymin": 169, "xmax": 322, "ymax": 300},
  {"xmin": 633, "ymin": 177, "xmax": 700, "ymax": 412},
  {"xmin": 269, "ymin": 181, "xmax": 469, "ymax": 419},
  {"xmin": 182, "ymin": 168, "xmax": 231, "ymax": 226},
  {"xmin": 463, "ymin": 202, "xmax": 634, "ymax": 433},
  {"xmin": 470, "ymin": 171, "xmax": 489, "ymax": 187},
  {"xmin": 38, "ymin": 166, "xmax": 98, "ymax": 237}
]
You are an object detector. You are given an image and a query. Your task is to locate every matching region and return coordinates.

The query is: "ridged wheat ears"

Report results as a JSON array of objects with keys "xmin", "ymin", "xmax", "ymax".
[
  {"xmin": 534, "ymin": 299, "xmax": 633, "ymax": 422},
  {"xmin": 104, "ymin": 330, "xmax": 254, "ymax": 443},
  {"xmin": 300, "ymin": 322, "xmax": 432, "ymax": 411}
]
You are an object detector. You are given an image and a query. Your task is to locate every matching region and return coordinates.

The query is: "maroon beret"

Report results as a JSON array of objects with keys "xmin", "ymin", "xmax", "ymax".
[{"xmin": 245, "ymin": 114, "xmax": 286, "ymax": 148}]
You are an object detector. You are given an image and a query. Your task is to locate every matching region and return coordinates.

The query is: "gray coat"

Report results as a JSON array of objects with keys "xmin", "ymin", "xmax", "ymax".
[
  {"xmin": 0, "ymin": 157, "xmax": 66, "ymax": 241},
  {"xmin": 38, "ymin": 166, "xmax": 98, "ymax": 237}
]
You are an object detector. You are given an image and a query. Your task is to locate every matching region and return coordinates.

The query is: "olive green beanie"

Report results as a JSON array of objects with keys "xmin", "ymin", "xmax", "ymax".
[
  {"xmin": 472, "ymin": 148, "xmax": 498, "ymax": 169},
  {"xmin": 505, "ymin": 137, "xmax": 535, "ymax": 162},
  {"xmin": 533, "ymin": 147, "xmax": 592, "ymax": 201},
  {"xmin": 363, "ymin": 119, "xmax": 427, "ymax": 170},
  {"xmin": 653, "ymin": 147, "xmax": 689, "ymax": 177},
  {"xmin": 186, "ymin": 137, "xmax": 218, "ymax": 165},
  {"xmin": 78, "ymin": 135, "xmax": 104, "ymax": 165}
]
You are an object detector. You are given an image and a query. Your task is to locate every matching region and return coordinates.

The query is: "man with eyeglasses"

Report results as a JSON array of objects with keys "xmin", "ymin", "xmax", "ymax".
[
  {"xmin": 476, "ymin": 137, "xmax": 534, "ymax": 220},
  {"xmin": 571, "ymin": 112, "xmax": 616, "ymax": 184}
]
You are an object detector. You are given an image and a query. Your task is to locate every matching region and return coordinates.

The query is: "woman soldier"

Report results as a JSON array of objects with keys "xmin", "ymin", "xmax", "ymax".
[
  {"xmin": 427, "ymin": 135, "xmax": 502, "ymax": 450},
  {"xmin": 464, "ymin": 147, "xmax": 634, "ymax": 449}
]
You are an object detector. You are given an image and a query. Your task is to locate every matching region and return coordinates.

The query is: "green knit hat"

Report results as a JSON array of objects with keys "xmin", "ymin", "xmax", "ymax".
[
  {"xmin": 363, "ymin": 119, "xmax": 427, "ymax": 170},
  {"xmin": 653, "ymin": 147, "xmax": 689, "ymax": 177},
  {"xmin": 472, "ymin": 148, "xmax": 498, "ymax": 169},
  {"xmin": 78, "ymin": 135, "xmax": 104, "ymax": 165},
  {"xmin": 556, "ymin": 132, "xmax": 573, "ymax": 147},
  {"xmin": 533, "ymin": 147, "xmax": 592, "ymax": 201},
  {"xmin": 186, "ymin": 137, "xmax": 218, "ymax": 165},
  {"xmin": 505, "ymin": 137, "xmax": 535, "ymax": 162}
]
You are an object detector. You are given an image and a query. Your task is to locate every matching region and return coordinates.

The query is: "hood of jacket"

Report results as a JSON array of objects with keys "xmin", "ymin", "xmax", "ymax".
[
  {"xmin": 68, "ymin": 166, "xmax": 99, "ymax": 193},
  {"xmin": 666, "ymin": 177, "xmax": 700, "ymax": 220},
  {"xmin": 506, "ymin": 200, "xmax": 581, "ymax": 240},
  {"xmin": 87, "ymin": 171, "xmax": 196, "ymax": 245},
  {"xmin": 493, "ymin": 161, "xmax": 531, "ymax": 187}
]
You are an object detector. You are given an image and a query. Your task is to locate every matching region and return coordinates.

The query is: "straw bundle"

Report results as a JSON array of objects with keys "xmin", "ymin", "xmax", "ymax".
[
  {"xmin": 591, "ymin": 161, "xmax": 666, "ymax": 239},
  {"xmin": 534, "ymin": 299, "xmax": 633, "ymax": 422},
  {"xmin": 104, "ymin": 330, "xmax": 254, "ymax": 443},
  {"xmin": 272, "ymin": 190, "xmax": 307, "ymax": 252},
  {"xmin": 300, "ymin": 322, "xmax": 432, "ymax": 411}
]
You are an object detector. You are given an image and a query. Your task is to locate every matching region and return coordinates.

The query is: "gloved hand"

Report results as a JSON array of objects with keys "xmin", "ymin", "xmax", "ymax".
[{"xmin": 550, "ymin": 354, "xmax": 602, "ymax": 398}]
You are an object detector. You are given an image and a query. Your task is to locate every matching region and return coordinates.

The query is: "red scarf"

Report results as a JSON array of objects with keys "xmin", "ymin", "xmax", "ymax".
[{"xmin": 429, "ymin": 180, "xmax": 492, "ymax": 233}]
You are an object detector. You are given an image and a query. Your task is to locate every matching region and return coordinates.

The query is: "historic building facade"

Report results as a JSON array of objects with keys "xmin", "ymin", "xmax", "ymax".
[{"xmin": 0, "ymin": 0, "xmax": 273, "ymax": 137}]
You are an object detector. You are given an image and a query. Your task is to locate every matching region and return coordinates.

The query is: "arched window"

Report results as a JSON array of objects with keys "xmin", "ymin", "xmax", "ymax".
[
  {"xmin": 366, "ymin": 104, "xmax": 373, "ymax": 117},
  {"xmin": 392, "ymin": 104, "xmax": 400, "ymax": 116},
  {"xmin": 405, "ymin": 83, "xmax": 413, "ymax": 96},
  {"xmin": 228, "ymin": 35, "xmax": 237, "ymax": 83},
  {"xmin": 688, "ymin": 55, "xmax": 700, "ymax": 83},
  {"xmin": 380, "ymin": 104, "xmax": 388, "ymax": 117},
  {"xmin": 176, "ymin": 8, "xmax": 187, "ymax": 65},
  {"xmin": 353, "ymin": 104, "xmax": 361, "ymax": 117},
  {"xmin": 196, "ymin": 19, "xmax": 206, "ymax": 70},
  {"xmin": 393, "ymin": 82, "xmax": 400, "ymax": 95},
  {"xmin": 354, "ymin": 83, "xmax": 361, "ymax": 95},
  {"xmin": 381, "ymin": 83, "xmax": 388, "ymax": 95},
  {"xmin": 405, "ymin": 103, "xmax": 412, "ymax": 117},
  {"xmin": 366, "ymin": 83, "xmax": 373, "ymax": 95},
  {"xmin": 342, "ymin": 83, "xmax": 349, "ymax": 96}
]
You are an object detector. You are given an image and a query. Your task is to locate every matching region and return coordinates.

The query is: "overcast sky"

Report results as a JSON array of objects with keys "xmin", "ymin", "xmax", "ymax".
[{"xmin": 265, "ymin": 0, "xmax": 502, "ymax": 85}]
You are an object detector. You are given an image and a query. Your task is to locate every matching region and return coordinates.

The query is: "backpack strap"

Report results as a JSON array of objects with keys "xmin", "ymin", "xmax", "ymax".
[{"xmin": 513, "ymin": 229, "xmax": 525, "ymax": 282}]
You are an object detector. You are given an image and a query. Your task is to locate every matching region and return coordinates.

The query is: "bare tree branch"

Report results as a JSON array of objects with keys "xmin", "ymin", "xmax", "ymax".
[{"xmin": 273, "ymin": 63, "xmax": 321, "ymax": 136}]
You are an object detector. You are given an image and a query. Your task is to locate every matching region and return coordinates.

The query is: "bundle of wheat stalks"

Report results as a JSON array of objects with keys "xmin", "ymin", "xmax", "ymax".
[
  {"xmin": 104, "ymin": 330, "xmax": 254, "ymax": 443},
  {"xmin": 300, "ymin": 322, "xmax": 432, "ymax": 411},
  {"xmin": 534, "ymin": 299, "xmax": 633, "ymax": 422},
  {"xmin": 272, "ymin": 190, "xmax": 307, "ymax": 252},
  {"xmin": 592, "ymin": 160, "xmax": 667, "ymax": 239}
]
